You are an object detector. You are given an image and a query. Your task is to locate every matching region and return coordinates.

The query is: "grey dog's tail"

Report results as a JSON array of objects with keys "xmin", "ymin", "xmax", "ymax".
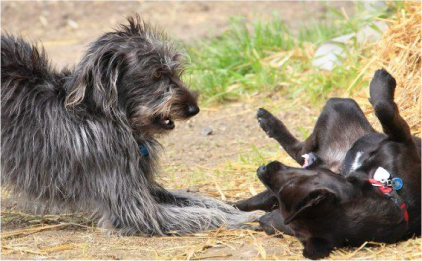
[
  {"xmin": 1, "ymin": 34, "xmax": 65, "ymax": 124},
  {"xmin": 1, "ymin": 34, "xmax": 54, "ymax": 90}
]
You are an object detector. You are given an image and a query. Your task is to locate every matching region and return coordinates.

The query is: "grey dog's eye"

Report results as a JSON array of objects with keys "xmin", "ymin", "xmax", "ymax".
[{"xmin": 153, "ymin": 70, "xmax": 162, "ymax": 79}]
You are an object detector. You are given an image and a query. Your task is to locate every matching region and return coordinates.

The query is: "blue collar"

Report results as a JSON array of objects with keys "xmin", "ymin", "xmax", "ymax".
[{"xmin": 139, "ymin": 144, "xmax": 149, "ymax": 156}]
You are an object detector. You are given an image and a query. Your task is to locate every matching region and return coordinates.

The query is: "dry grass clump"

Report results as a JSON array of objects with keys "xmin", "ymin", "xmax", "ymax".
[{"xmin": 354, "ymin": 1, "xmax": 421, "ymax": 136}]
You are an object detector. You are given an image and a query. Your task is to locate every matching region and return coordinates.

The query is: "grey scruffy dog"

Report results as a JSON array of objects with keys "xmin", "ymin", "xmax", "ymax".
[{"xmin": 1, "ymin": 15, "xmax": 257, "ymax": 235}]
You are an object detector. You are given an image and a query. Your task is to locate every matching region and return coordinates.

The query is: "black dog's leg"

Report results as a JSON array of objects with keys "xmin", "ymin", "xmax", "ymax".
[
  {"xmin": 257, "ymin": 108, "xmax": 306, "ymax": 165},
  {"xmin": 234, "ymin": 189, "xmax": 278, "ymax": 212},
  {"xmin": 259, "ymin": 209, "xmax": 294, "ymax": 236},
  {"xmin": 369, "ymin": 69, "xmax": 413, "ymax": 143},
  {"xmin": 258, "ymin": 98, "xmax": 374, "ymax": 171}
]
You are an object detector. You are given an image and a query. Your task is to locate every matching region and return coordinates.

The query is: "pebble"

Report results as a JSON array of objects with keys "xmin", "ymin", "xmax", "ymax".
[{"xmin": 202, "ymin": 127, "xmax": 213, "ymax": 136}]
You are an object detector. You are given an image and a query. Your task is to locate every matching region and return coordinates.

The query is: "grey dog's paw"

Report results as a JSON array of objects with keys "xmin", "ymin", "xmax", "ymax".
[{"xmin": 257, "ymin": 108, "xmax": 280, "ymax": 138}]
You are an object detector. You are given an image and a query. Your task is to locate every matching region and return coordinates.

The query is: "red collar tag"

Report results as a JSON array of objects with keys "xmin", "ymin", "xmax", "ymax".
[{"xmin": 367, "ymin": 178, "xmax": 408, "ymax": 224}]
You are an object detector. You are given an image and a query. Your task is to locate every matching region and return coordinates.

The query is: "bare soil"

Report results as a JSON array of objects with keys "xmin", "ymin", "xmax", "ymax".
[
  {"xmin": 1, "ymin": 1, "xmax": 354, "ymax": 68},
  {"xmin": 1, "ymin": 1, "xmax": 420, "ymax": 260}
]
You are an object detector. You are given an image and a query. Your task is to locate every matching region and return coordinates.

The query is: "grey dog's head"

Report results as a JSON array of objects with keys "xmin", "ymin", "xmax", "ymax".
[{"xmin": 65, "ymin": 15, "xmax": 199, "ymax": 137}]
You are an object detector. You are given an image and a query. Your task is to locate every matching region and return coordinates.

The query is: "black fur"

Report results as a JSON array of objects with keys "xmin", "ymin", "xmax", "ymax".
[{"xmin": 235, "ymin": 69, "xmax": 421, "ymax": 259}]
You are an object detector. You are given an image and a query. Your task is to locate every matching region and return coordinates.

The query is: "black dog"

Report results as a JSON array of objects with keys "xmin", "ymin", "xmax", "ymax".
[
  {"xmin": 235, "ymin": 69, "xmax": 421, "ymax": 259},
  {"xmin": 1, "ymin": 16, "xmax": 257, "ymax": 236}
]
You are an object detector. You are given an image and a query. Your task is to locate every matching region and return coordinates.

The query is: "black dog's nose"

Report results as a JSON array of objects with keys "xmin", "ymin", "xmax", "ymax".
[
  {"xmin": 257, "ymin": 165, "xmax": 267, "ymax": 177},
  {"xmin": 187, "ymin": 104, "xmax": 200, "ymax": 116}
]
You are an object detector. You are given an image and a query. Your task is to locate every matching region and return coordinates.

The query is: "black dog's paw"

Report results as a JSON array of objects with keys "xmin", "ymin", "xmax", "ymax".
[
  {"xmin": 259, "ymin": 218, "xmax": 277, "ymax": 236},
  {"xmin": 258, "ymin": 210, "xmax": 292, "ymax": 237},
  {"xmin": 302, "ymin": 238, "xmax": 333, "ymax": 260},
  {"xmin": 369, "ymin": 68, "xmax": 396, "ymax": 104},
  {"xmin": 257, "ymin": 108, "xmax": 280, "ymax": 138},
  {"xmin": 373, "ymin": 68, "xmax": 396, "ymax": 88}
]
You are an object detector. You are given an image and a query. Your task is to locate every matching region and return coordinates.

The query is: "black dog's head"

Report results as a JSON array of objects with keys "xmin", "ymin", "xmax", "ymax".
[
  {"xmin": 65, "ymin": 15, "xmax": 199, "ymax": 137},
  {"xmin": 257, "ymin": 160, "xmax": 353, "ymax": 225},
  {"xmin": 257, "ymin": 159, "xmax": 411, "ymax": 259}
]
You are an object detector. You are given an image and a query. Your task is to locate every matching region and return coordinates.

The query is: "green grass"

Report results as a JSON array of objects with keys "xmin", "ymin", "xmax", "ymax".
[{"xmin": 185, "ymin": 2, "xmax": 393, "ymax": 106}]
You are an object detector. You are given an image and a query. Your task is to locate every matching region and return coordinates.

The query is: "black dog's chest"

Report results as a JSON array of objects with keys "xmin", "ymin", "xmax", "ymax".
[{"xmin": 342, "ymin": 133, "xmax": 386, "ymax": 176}]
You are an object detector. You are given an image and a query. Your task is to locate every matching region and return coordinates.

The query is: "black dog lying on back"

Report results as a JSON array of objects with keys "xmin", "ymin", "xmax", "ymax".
[{"xmin": 235, "ymin": 69, "xmax": 421, "ymax": 259}]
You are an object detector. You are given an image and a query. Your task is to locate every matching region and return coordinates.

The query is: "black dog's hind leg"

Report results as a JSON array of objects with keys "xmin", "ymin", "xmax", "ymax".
[
  {"xmin": 234, "ymin": 189, "xmax": 278, "ymax": 212},
  {"xmin": 369, "ymin": 69, "xmax": 413, "ymax": 143}
]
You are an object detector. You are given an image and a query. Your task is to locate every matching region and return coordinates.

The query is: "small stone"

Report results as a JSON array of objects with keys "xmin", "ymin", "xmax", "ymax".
[
  {"xmin": 67, "ymin": 19, "xmax": 79, "ymax": 29},
  {"xmin": 39, "ymin": 16, "xmax": 48, "ymax": 27},
  {"xmin": 202, "ymin": 127, "xmax": 213, "ymax": 136}
]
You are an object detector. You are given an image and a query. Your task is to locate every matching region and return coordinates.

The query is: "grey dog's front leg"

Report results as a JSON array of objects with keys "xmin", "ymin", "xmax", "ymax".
[{"xmin": 100, "ymin": 189, "xmax": 261, "ymax": 235}]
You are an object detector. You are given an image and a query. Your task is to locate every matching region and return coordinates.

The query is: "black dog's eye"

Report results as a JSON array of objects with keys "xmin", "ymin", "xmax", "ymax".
[{"xmin": 153, "ymin": 70, "xmax": 162, "ymax": 79}]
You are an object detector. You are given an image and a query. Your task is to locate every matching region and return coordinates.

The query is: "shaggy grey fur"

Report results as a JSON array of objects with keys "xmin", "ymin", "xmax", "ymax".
[{"xmin": 1, "ymin": 16, "xmax": 258, "ymax": 236}]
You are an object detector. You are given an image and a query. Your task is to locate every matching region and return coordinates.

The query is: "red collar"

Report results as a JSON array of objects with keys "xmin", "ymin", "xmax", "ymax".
[{"xmin": 367, "ymin": 179, "xmax": 409, "ymax": 224}]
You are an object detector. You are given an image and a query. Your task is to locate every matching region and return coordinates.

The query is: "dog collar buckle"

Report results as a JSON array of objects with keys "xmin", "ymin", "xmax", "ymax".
[
  {"xmin": 372, "ymin": 167, "xmax": 403, "ymax": 191},
  {"xmin": 383, "ymin": 179, "xmax": 393, "ymax": 187}
]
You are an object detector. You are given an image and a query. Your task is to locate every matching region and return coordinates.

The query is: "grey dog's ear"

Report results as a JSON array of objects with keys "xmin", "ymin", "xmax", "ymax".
[
  {"xmin": 284, "ymin": 189, "xmax": 337, "ymax": 225},
  {"xmin": 65, "ymin": 48, "xmax": 123, "ymax": 116}
]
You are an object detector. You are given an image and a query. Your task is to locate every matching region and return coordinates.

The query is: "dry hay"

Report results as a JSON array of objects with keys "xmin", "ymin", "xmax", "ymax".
[{"xmin": 354, "ymin": 1, "xmax": 421, "ymax": 137}]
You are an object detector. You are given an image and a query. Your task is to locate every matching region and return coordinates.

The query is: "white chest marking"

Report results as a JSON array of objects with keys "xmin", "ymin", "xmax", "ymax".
[{"xmin": 350, "ymin": 151, "xmax": 364, "ymax": 171}]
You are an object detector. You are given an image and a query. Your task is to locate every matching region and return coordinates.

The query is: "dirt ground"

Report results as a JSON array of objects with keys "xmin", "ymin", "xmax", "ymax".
[
  {"xmin": 1, "ymin": 1, "xmax": 355, "ymax": 68},
  {"xmin": 1, "ymin": 1, "xmax": 420, "ymax": 260}
]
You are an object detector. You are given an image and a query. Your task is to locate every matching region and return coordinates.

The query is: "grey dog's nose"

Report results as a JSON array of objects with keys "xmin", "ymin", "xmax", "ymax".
[{"xmin": 187, "ymin": 104, "xmax": 200, "ymax": 116}]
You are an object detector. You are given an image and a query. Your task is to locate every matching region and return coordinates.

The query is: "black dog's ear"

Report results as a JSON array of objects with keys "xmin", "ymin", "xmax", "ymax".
[
  {"xmin": 284, "ymin": 189, "xmax": 337, "ymax": 225},
  {"xmin": 65, "ymin": 48, "xmax": 123, "ymax": 116}
]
